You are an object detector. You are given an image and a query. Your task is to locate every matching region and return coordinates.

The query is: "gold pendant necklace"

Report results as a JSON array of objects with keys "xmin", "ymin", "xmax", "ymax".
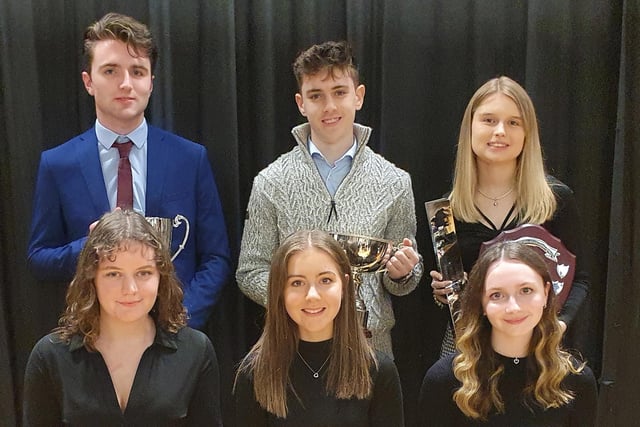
[{"xmin": 477, "ymin": 187, "xmax": 514, "ymax": 206}]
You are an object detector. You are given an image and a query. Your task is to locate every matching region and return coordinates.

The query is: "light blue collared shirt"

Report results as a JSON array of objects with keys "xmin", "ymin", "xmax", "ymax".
[
  {"xmin": 308, "ymin": 138, "xmax": 357, "ymax": 197},
  {"xmin": 96, "ymin": 119, "xmax": 148, "ymax": 214}
]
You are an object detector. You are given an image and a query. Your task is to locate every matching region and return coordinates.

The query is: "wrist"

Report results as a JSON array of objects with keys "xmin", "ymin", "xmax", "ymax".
[{"xmin": 390, "ymin": 257, "xmax": 423, "ymax": 284}]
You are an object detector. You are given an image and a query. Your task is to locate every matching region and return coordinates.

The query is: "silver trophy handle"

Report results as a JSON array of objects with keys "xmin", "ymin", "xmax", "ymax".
[{"xmin": 171, "ymin": 214, "xmax": 190, "ymax": 261}]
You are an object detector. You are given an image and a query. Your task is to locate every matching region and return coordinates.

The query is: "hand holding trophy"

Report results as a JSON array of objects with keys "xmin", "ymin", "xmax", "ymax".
[{"xmin": 425, "ymin": 199, "xmax": 466, "ymax": 337}]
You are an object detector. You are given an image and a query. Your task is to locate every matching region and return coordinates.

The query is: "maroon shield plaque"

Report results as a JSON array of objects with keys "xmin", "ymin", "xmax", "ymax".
[{"xmin": 479, "ymin": 224, "xmax": 575, "ymax": 310}]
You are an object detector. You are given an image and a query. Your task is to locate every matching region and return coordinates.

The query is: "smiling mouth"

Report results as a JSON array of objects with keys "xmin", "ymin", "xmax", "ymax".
[
  {"xmin": 323, "ymin": 117, "xmax": 341, "ymax": 124},
  {"xmin": 504, "ymin": 316, "xmax": 527, "ymax": 324},
  {"xmin": 118, "ymin": 300, "xmax": 142, "ymax": 306},
  {"xmin": 302, "ymin": 307, "xmax": 326, "ymax": 315},
  {"xmin": 488, "ymin": 141, "xmax": 508, "ymax": 148}
]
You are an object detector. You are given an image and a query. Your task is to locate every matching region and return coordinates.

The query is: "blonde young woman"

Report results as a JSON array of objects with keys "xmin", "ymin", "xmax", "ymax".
[
  {"xmin": 23, "ymin": 210, "xmax": 221, "ymax": 425},
  {"xmin": 430, "ymin": 76, "xmax": 589, "ymax": 355},
  {"xmin": 420, "ymin": 241, "xmax": 597, "ymax": 426},
  {"xmin": 234, "ymin": 230, "xmax": 404, "ymax": 426}
]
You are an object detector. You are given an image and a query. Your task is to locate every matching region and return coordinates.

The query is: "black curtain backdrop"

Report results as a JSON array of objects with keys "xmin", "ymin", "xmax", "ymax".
[{"xmin": 0, "ymin": 1, "xmax": 637, "ymax": 426}]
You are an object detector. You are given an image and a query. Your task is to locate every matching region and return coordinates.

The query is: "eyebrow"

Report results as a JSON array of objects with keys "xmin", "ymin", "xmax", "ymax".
[
  {"xmin": 305, "ymin": 85, "xmax": 349, "ymax": 95},
  {"xmin": 97, "ymin": 63, "xmax": 150, "ymax": 71},
  {"xmin": 477, "ymin": 112, "xmax": 523, "ymax": 120},
  {"xmin": 287, "ymin": 270, "xmax": 336, "ymax": 278},
  {"xmin": 485, "ymin": 281, "xmax": 537, "ymax": 291},
  {"xmin": 100, "ymin": 263, "xmax": 156, "ymax": 270},
  {"xmin": 97, "ymin": 63, "xmax": 120, "ymax": 69}
]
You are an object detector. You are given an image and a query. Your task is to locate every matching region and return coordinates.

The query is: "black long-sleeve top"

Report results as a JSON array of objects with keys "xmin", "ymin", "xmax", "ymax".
[
  {"xmin": 23, "ymin": 326, "xmax": 221, "ymax": 426},
  {"xmin": 455, "ymin": 177, "xmax": 589, "ymax": 326},
  {"xmin": 418, "ymin": 353, "xmax": 597, "ymax": 426},
  {"xmin": 234, "ymin": 339, "xmax": 404, "ymax": 426}
]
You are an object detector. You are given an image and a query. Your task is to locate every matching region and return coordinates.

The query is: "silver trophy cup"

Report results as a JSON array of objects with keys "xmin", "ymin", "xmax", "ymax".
[
  {"xmin": 331, "ymin": 233, "xmax": 392, "ymax": 338},
  {"xmin": 145, "ymin": 215, "xmax": 190, "ymax": 261}
]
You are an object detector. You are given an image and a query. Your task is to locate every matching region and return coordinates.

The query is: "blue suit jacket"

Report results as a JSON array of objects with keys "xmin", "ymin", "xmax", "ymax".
[{"xmin": 27, "ymin": 126, "xmax": 231, "ymax": 328}]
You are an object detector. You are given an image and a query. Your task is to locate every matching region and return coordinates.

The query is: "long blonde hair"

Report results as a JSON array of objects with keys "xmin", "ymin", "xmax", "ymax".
[
  {"xmin": 450, "ymin": 76, "xmax": 556, "ymax": 224},
  {"xmin": 453, "ymin": 241, "xmax": 584, "ymax": 420},
  {"xmin": 234, "ymin": 230, "xmax": 375, "ymax": 418}
]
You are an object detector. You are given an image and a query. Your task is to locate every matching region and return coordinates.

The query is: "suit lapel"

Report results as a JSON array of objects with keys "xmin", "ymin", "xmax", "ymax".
[
  {"xmin": 145, "ymin": 126, "xmax": 169, "ymax": 215},
  {"xmin": 77, "ymin": 129, "xmax": 110, "ymax": 214}
]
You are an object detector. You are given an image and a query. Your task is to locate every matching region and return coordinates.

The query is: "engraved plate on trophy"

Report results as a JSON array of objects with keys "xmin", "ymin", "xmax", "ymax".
[
  {"xmin": 145, "ymin": 214, "xmax": 190, "ymax": 261},
  {"xmin": 479, "ymin": 224, "xmax": 575, "ymax": 310},
  {"xmin": 425, "ymin": 198, "xmax": 466, "ymax": 334},
  {"xmin": 331, "ymin": 233, "xmax": 392, "ymax": 338}
]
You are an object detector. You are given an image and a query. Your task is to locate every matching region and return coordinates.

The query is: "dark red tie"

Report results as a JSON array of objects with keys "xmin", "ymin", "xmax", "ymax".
[{"xmin": 115, "ymin": 140, "xmax": 134, "ymax": 209}]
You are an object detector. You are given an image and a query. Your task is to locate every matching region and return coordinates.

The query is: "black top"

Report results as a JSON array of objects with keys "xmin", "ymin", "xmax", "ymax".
[
  {"xmin": 23, "ymin": 326, "xmax": 221, "ymax": 426},
  {"xmin": 234, "ymin": 339, "xmax": 404, "ymax": 426},
  {"xmin": 455, "ymin": 177, "xmax": 589, "ymax": 326},
  {"xmin": 418, "ymin": 353, "xmax": 597, "ymax": 427}
]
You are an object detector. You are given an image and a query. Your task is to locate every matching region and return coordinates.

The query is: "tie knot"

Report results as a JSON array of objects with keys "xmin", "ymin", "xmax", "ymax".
[{"xmin": 115, "ymin": 140, "xmax": 133, "ymax": 158}]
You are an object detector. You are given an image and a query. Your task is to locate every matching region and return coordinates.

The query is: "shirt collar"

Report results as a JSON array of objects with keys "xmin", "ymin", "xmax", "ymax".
[
  {"xmin": 68, "ymin": 324, "xmax": 180, "ymax": 352},
  {"xmin": 95, "ymin": 118, "xmax": 148, "ymax": 150},
  {"xmin": 308, "ymin": 137, "xmax": 357, "ymax": 163}
]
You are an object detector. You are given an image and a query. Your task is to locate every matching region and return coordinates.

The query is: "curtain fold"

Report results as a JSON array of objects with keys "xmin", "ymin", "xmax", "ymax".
[{"xmin": 599, "ymin": 0, "xmax": 640, "ymax": 424}]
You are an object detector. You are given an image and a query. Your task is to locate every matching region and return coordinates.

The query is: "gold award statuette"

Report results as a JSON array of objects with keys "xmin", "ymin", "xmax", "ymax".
[
  {"xmin": 331, "ymin": 233, "xmax": 393, "ymax": 338},
  {"xmin": 425, "ymin": 198, "xmax": 466, "ymax": 336},
  {"xmin": 145, "ymin": 215, "xmax": 190, "ymax": 261}
]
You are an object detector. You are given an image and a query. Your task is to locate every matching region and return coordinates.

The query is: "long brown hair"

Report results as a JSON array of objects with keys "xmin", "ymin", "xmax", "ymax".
[
  {"xmin": 453, "ymin": 241, "xmax": 584, "ymax": 420},
  {"xmin": 235, "ymin": 230, "xmax": 375, "ymax": 418},
  {"xmin": 450, "ymin": 76, "xmax": 556, "ymax": 224},
  {"xmin": 55, "ymin": 210, "xmax": 186, "ymax": 350}
]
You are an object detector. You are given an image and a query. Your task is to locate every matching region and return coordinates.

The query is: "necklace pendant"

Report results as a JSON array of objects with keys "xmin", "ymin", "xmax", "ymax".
[
  {"xmin": 493, "ymin": 200, "xmax": 498, "ymax": 206},
  {"xmin": 513, "ymin": 357, "xmax": 520, "ymax": 365},
  {"xmin": 313, "ymin": 372, "xmax": 319, "ymax": 378}
]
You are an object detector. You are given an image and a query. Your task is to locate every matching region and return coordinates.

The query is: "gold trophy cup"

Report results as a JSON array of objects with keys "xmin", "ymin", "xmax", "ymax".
[{"xmin": 331, "ymin": 233, "xmax": 392, "ymax": 338}]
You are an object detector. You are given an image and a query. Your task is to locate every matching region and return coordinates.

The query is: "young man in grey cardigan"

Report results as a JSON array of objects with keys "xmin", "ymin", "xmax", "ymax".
[{"xmin": 236, "ymin": 40, "xmax": 423, "ymax": 358}]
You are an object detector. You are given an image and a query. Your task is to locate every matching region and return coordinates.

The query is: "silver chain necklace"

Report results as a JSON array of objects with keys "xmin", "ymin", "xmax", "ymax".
[
  {"xmin": 477, "ymin": 187, "xmax": 515, "ymax": 206},
  {"xmin": 297, "ymin": 351, "xmax": 331, "ymax": 379}
]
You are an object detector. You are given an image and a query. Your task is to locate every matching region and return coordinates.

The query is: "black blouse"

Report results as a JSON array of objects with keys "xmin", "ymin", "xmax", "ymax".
[
  {"xmin": 23, "ymin": 326, "xmax": 221, "ymax": 426},
  {"xmin": 234, "ymin": 339, "xmax": 404, "ymax": 426},
  {"xmin": 418, "ymin": 352, "xmax": 597, "ymax": 426},
  {"xmin": 455, "ymin": 177, "xmax": 589, "ymax": 326}
]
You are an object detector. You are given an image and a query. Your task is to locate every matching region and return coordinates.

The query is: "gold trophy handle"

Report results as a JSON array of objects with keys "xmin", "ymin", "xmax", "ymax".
[{"xmin": 170, "ymin": 214, "xmax": 190, "ymax": 261}]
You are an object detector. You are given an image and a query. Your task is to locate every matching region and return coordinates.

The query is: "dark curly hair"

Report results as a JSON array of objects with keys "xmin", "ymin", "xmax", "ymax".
[
  {"xmin": 55, "ymin": 210, "xmax": 186, "ymax": 351},
  {"xmin": 292, "ymin": 40, "xmax": 359, "ymax": 89}
]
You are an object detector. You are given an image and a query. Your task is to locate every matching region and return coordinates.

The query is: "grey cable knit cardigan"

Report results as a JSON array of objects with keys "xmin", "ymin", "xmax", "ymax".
[{"xmin": 236, "ymin": 122, "xmax": 422, "ymax": 357}]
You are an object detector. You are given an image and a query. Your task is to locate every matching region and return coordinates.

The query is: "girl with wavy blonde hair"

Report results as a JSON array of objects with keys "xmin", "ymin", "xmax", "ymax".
[{"xmin": 420, "ymin": 241, "xmax": 597, "ymax": 426}]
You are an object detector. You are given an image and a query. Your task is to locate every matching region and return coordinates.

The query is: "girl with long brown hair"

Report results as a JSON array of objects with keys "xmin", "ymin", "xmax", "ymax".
[{"xmin": 234, "ymin": 230, "xmax": 404, "ymax": 426}]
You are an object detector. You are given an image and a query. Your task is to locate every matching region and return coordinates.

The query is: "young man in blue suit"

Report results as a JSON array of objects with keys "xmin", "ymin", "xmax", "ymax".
[{"xmin": 27, "ymin": 12, "xmax": 231, "ymax": 329}]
